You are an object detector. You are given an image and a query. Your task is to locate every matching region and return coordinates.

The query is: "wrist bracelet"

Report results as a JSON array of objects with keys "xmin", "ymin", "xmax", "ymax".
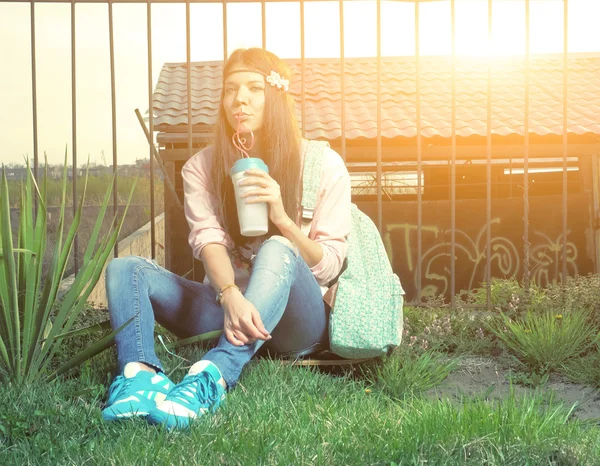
[{"xmin": 216, "ymin": 283, "xmax": 239, "ymax": 304}]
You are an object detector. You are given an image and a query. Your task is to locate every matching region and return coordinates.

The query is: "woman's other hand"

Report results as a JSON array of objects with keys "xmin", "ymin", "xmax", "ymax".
[
  {"xmin": 220, "ymin": 288, "xmax": 271, "ymax": 346},
  {"xmin": 239, "ymin": 169, "xmax": 293, "ymax": 229}
]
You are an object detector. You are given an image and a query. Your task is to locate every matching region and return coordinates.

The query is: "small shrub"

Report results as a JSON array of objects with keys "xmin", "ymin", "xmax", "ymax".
[
  {"xmin": 545, "ymin": 274, "xmax": 600, "ymax": 325},
  {"xmin": 489, "ymin": 309, "xmax": 600, "ymax": 374},
  {"xmin": 507, "ymin": 369, "xmax": 550, "ymax": 389},
  {"xmin": 559, "ymin": 347, "xmax": 600, "ymax": 388},
  {"xmin": 366, "ymin": 345, "xmax": 459, "ymax": 398},
  {"xmin": 465, "ymin": 277, "xmax": 548, "ymax": 317},
  {"xmin": 403, "ymin": 306, "xmax": 499, "ymax": 356}
]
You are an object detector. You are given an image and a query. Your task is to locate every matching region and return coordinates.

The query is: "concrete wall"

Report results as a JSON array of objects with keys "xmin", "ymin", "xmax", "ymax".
[{"xmin": 59, "ymin": 213, "xmax": 166, "ymax": 308}]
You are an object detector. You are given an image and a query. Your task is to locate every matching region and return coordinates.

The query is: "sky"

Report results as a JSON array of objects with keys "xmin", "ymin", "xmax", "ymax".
[{"xmin": 1, "ymin": 0, "xmax": 599, "ymax": 166}]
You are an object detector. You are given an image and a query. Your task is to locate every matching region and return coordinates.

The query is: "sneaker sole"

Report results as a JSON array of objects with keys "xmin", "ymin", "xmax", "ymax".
[
  {"xmin": 102, "ymin": 402, "xmax": 153, "ymax": 421},
  {"xmin": 147, "ymin": 410, "xmax": 192, "ymax": 430}
]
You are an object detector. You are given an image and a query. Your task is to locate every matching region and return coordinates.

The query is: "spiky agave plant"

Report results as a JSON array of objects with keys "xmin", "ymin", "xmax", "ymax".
[{"xmin": 0, "ymin": 150, "xmax": 136, "ymax": 383}]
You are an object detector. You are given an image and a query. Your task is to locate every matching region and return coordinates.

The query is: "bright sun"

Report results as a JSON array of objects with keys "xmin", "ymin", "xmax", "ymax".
[{"xmin": 228, "ymin": 1, "xmax": 589, "ymax": 59}]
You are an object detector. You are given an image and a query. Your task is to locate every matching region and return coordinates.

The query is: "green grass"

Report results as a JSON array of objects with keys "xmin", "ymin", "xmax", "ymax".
[
  {"xmin": 1, "ymin": 348, "xmax": 599, "ymax": 465},
  {"xmin": 364, "ymin": 345, "xmax": 460, "ymax": 398},
  {"xmin": 3, "ymin": 277, "xmax": 600, "ymax": 464},
  {"xmin": 559, "ymin": 347, "xmax": 600, "ymax": 387}
]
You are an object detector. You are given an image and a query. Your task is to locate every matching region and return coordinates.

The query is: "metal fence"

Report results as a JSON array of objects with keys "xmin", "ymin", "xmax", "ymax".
[{"xmin": 3, "ymin": 0, "xmax": 578, "ymax": 308}]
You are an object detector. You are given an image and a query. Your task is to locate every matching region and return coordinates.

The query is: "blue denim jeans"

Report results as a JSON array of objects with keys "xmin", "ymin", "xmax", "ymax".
[{"xmin": 105, "ymin": 237, "xmax": 328, "ymax": 387}]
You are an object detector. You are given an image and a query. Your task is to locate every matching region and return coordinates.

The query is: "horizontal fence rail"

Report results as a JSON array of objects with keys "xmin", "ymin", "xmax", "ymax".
[
  {"xmin": 3, "ymin": 0, "xmax": 583, "ymax": 308},
  {"xmin": 4, "ymin": 0, "xmax": 452, "ymax": 3}
]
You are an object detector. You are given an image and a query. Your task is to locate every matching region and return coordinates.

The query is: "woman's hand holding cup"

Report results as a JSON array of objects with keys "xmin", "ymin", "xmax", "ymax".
[{"xmin": 239, "ymin": 169, "xmax": 292, "ymax": 229}]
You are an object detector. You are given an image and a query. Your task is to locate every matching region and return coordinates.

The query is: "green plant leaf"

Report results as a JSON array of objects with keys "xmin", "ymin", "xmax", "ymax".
[
  {"xmin": 0, "ymin": 248, "xmax": 36, "ymax": 257},
  {"xmin": 43, "ymin": 319, "xmax": 112, "ymax": 341},
  {"xmin": 29, "ymin": 150, "xmax": 69, "ymax": 373},
  {"xmin": 28, "ymin": 157, "xmax": 92, "ymax": 379},
  {"xmin": 165, "ymin": 330, "xmax": 224, "ymax": 350},
  {"xmin": 81, "ymin": 170, "xmax": 116, "ymax": 266},
  {"xmin": 17, "ymin": 162, "xmax": 34, "ymax": 328},
  {"xmin": 47, "ymin": 314, "xmax": 137, "ymax": 381},
  {"xmin": 22, "ymin": 161, "xmax": 48, "ymax": 372},
  {"xmin": 0, "ymin": 166, "xmax": 20, "ymax": 378}
]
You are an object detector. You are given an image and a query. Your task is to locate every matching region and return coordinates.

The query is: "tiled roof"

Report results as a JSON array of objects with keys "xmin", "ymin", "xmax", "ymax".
[{"xmin": 153, "ymin": 55, "xmax": 600, "ymax": 140}]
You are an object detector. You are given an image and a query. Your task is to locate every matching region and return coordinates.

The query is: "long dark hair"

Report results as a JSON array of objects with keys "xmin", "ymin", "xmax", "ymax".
[{"xmin": 212, "ymin": 48, "xmax": 301, "ymax": 247}]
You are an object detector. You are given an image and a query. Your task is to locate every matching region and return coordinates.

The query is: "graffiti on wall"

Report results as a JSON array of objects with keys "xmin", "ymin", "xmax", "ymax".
[
  {"xmin": 384, "ymin": 219, "xmax": 581, "ymax": 298},
  {"xmin": 529, "ymin": 231, "xmax": 579, "ymax": 288}
]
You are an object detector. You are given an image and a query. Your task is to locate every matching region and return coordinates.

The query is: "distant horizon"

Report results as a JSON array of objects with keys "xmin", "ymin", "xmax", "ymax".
[
  {"xmin": 3, "ymin": 158, "xmax": 154, "ymax": 169},
  {"xmin": 2, "ymin": 0, "xmax": 599, "ymax": 166}
]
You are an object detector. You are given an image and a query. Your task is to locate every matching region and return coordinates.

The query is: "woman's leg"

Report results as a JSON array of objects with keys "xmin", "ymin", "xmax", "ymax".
[
  {"xmin": 202, "ymin": 236, "xmax": 327, "ymax": 387},
  {"xmin": 105, "ymin": 256, "xmax": 224, "ymax": 373}
]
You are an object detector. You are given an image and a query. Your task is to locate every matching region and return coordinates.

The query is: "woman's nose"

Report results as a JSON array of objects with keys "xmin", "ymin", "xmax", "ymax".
[{"xmin": 234, "ymin": 87, "xmax": 250, "ymax": 105}]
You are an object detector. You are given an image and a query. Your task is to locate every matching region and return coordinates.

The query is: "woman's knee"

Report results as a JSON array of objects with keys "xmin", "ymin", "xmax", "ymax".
[
  {"xmin": 251, "ymin": 237, "xmax": 302, "ymax": 286},
  {"xmin": 258, "ymin": 235, "xmax": 298, "ymax": 257},
  {"xmin": 105, "ymin": 256, "xmax": 152, "ymax": 288}
]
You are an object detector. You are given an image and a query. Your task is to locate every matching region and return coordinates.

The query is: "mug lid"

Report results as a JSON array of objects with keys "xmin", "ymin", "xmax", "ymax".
[{"xmin": 230, "ymin": 157, "xmax": 269, "ymax": 176}]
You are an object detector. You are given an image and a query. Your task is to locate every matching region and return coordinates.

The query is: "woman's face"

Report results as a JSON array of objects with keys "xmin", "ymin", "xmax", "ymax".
[{"xmin": 222, "ymin": 67, "xmax": 266, "ymax": 133}]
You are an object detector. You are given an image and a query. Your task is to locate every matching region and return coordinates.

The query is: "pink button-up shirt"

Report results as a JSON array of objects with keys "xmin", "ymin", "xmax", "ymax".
[{"xmin": 181, "ymin": 140, "xmax": 352, "ymax": 293}]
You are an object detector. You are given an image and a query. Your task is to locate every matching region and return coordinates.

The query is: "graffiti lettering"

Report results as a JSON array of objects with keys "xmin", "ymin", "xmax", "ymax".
[
  {"xmin": 386, "ymin": 219, "xmax": 579, "ymax": 297},
  {"xmin": 384, "ymin": 223, "xmax": 440, "ymax": 272},
  {"xmin": 530, "ymin": 231, "xmax": 578, "ymax": 288}
]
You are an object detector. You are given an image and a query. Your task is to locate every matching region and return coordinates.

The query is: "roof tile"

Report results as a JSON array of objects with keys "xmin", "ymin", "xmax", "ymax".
[{"xmin": 153, "ymin": 56, "xmax": 600, "ymax": 139}]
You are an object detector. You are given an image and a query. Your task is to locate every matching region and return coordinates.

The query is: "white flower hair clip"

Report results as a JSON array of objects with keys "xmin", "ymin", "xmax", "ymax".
[{"xmin": 266, "ymin": 70, "xmax": 289, "ymax": 92}]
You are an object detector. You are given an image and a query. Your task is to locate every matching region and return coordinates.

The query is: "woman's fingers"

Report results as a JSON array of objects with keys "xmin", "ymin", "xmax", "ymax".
[
  {"xmin": 235, "ymin": 332, "xmax": 250, "ymax": 345},
  {"xmin": 227, "ymin": 320, "xmax": 265, "ymax": 345},
  {"xmin": 242, "ymin": 192, "xmax": 276, "ymax": 205},
  {"xmin": 224, "ymin": 299, "xmax": 271, "ymax": 345},
  {"xmin": 240, "ymin": 317, "xmax": 269, "ymax": 341},
  {"xmin": 238, "ymin": 176, "xmax": 271, "ymax": 188},
  {"xmin": 225, "ymin": 328, "xmax": 245, "ymax": 347},
  {"xmin": 252, "ymin": 310, "xmax": 271, "ymax": 339},
  {"xmin": 239, "ymin": 188, "xmax": 269, "ymax": 199},
  {"xmin": 244, "ymin": 169, "xmax": 270, "ymax": 179}
]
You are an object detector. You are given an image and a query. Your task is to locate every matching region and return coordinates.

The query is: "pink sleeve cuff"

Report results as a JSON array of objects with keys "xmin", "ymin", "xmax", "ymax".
[{"xmin": 309, "ymin": 241, "xmax": 349, "ymax": 285}]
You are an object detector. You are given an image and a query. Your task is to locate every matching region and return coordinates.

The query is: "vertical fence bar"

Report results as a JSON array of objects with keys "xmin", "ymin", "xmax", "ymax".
[
  {"xmin": 562, "ymin": 0, "xmax": 569, "ymax": 284},
  {"xmin": 186, "ymin": 0, "xmax": 193, "ymax": 166},
  {"xmin": 261, "ymin": 0, "xmax": 266, "ymax": 50},
  {"xmin": 450, "ymin": 0, "xmax": 456, "ymax": 307},
  {"xmin": 71, "ymin": 0, "xmax": 79, "ymax": 274},
  {"xmin": 223, "ymin": 1, "xmax": 227, "ymax": 61},
  {"xmin": 108, "ymin": 0, "xmax": 119, "ymax": 257},
  {"xmin": 415, "ymin": 0, "xmax": 422, "ymax": 302},
  {"xmin": 523, "ymin": 0, "xmax": 531, "ymax": 291},
  {"xmin": 485, "ymin": 0, "xmax": 492, "ymax": 308},
  {"xmin": 186, "ymin": 0, "xmax": 194, "ymax": 277},
  {"xmin": 147, "ymin": 0, "xmax": 156, "ymax": 259},
  {"xmin": 30, "ymin": 0, "xmax": 39, "ymax": 187},
  {"xmin": 339, "ymin": 0, "xmax": 346, "ymax": 162},
  {"xmin": 376, "ymin": 0, "xmax": 382, "ymax": 233},
  {"xmin": 300, "ymin": 0, "xmax": 305, "ymax": 138},
  {"xmin": 593, "ymin": 153, "xmax": 600, "ymax": 274}
]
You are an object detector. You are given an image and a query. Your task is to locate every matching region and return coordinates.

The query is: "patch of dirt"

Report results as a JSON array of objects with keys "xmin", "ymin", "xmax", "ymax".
[{"xmin": 426, "ymin": 357, "xmax": 600, "ymax": 421}]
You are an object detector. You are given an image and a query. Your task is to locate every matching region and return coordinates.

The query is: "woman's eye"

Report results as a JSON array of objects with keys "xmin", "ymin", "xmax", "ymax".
[
  {"xmin": 251, "ymin": 86, "xmax": 264, "ymax": 92},
  {"xmin": 225, "ymin": 87, "xmax": 237, "ymax": 93}
]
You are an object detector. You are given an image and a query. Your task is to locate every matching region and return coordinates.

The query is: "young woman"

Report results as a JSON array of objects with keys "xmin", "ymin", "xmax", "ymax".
[{"xmin": 102, "ymin": 48, "xmax": 352, "ymax": 429}]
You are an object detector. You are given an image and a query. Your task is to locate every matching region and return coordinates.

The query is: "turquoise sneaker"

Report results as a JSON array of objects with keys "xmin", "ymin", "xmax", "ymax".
[
  {"xmin": 147, "ymin": 360, "xmax": 226, "ymax": 430},
  {"xmin": 102, "ymin": 362, "xmax": 173, "ymax": 421}
]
